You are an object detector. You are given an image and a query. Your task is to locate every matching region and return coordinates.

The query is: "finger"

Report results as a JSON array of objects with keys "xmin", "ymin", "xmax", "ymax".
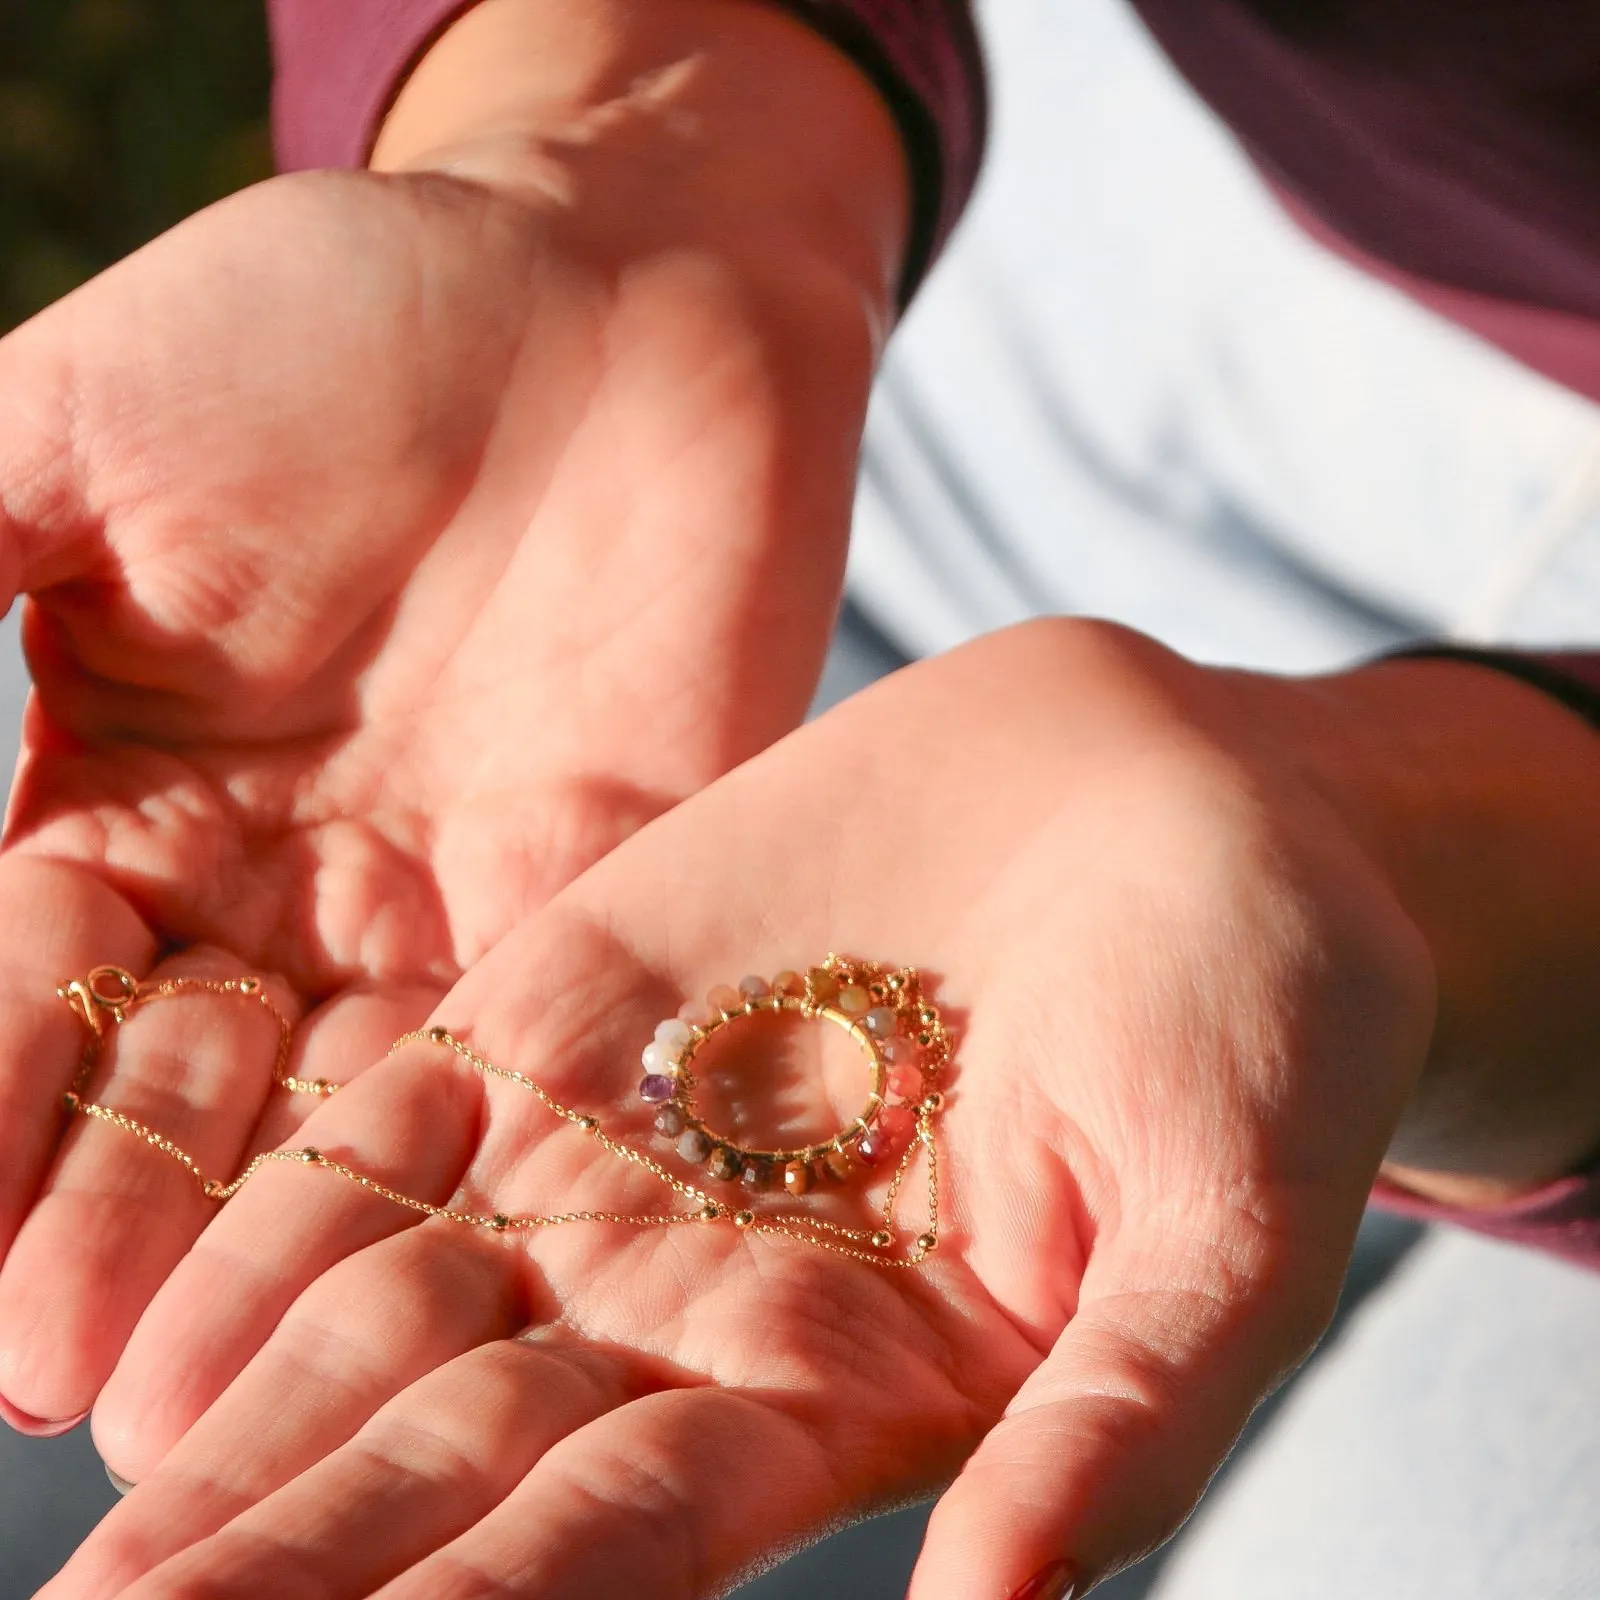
[
  {"xmin": 246, "ymin": 982, "xmax": 444, "ymax": 1155},
  {"xmin": 0, "ymin": 855, "xmax": 154, "ymax": 1432},
  {"xmin": 90, "ymin": 1036, "xmax": 483, "ymax": 1482},
  {"xmin": 0, "ymin": 947, "xmax": 302, "ymax": 1424},
  {"xmin": 96, "ymin": 924, "xmax": 672, "ymax": 1481},
  {"xmin": 102, "ymin": 1334, "xmax": 629, "ymax": 1600},
  {"xmin": 907, "ymin": 1196, "xmax": 1355, "ymax": 1600},
  {"xmin": 371, "ymin": 1389, "xmax": 854, "ymax": 1600},
  {"xmin": 52, "ymin": 1220, "xmax": 528, "ymax": 1600}
]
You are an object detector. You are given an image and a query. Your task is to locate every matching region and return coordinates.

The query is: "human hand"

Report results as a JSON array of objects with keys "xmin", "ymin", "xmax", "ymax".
[
  {"xmin": 45, "ymin": 617, "xmax": 1521, "ymax": 1600},
  {"xmin": 0, "ymin": 0, "xmax": 905, "ymax": 1437}
]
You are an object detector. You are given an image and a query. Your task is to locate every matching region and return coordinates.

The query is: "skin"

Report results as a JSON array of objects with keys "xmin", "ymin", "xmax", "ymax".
[
  {"xmin": 3, "ymin": 0, "xmax": 1600, "ymax": 1594},
  {"xmin": 35, "ymin": 619, "xmax": 1600, "ymax": 1600},
  {"xmin": 0, "ymin": 0, "xmax": 900, "ymax": 1432}
]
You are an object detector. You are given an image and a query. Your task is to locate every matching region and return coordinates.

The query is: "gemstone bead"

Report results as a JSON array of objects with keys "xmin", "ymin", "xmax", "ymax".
[
  {"xmin": 887, "ymin": 1064, "xmax": 924, "ymax": 1102},
  {"xmin": 706, "ymin": 1146, "xmax": 742, "ymax": 1182},
  {"xmin": 772, "ymin": 970, "xmax": 805, "ymax": 998},
  {"xmin": 654, "ymin": 1018, "xmax": 693, "ymax": 1051},
  {"xmin": 880, "ymin": 1036, "xmax": 913, "ymax": 1064},
  {"xmin": 677, "ymin": 1128, "xmax": 712, "ymax": 1163},
  {"xmin": 823, "ymin": 1148, "xmax": 856, "ymax": 1182},
  {"xmin": 807, "ymin": 967, "xmax": 837, "ymax": 1003},
  {"xmin": 879, "ymin": 1104, "xmax": 916, "ymax": 1142},
  {"xmin": 783, "ymin": 1160, "xmax": 811, "ymax": 1196},
  {"xmin": 740, "ymin": 1159, "xmax": 773, "ymax": 1192},
  {"xmin": 837, "ymin": 985, "xmax": 870, "ymax": 1016},
  {"xmin": 738, "ymin": 974, "xmax": 771, "ymax": 999},
  {"xmin": 856, "ymin": 1129, "xmax": 889, "ymax": 1165},
  {"xmin": 707, "ymin": 984, "xmax": 743, "ymax": 1015},
  {"xmin": 638, "ymin": 1074, "xmax": 675, "ymax": 1104},
  {"xmin": 678, "ymin": 999, "xmax": 716, "ymax": 1028},
  {"xmin": 641, "ymin": 1040, "xmax": 680, "ymax": 1075},
  {"xmin": 653, "ymin": 1104, "xmax": 687, "ymax": 1139},
  {"xmin": 863, "ymin": 1006, "xmax": 899, "ymax": 1037}
]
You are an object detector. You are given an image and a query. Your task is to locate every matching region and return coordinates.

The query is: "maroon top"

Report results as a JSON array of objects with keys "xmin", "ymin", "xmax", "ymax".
[
  {"xmin": 268, "ymin": 0, "xmax": 1600, "ymax": 1265},
  {"xmin": 267, "ymin": 0, "xmax": 984, "ymax": 303}
]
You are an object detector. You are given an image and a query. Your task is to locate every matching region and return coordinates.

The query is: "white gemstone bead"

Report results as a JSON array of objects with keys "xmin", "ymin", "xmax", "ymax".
[
  {"xmin": 837, "ymin": 985, "xmax": 870, "ymax": 1016},
  {"xmin": 654, "ymin": 1018, "xmax": 693, "ymax": 1050},
  {"xmin": 641, "ymin": 1039, "xmax": 681, "ymax": 1075}
]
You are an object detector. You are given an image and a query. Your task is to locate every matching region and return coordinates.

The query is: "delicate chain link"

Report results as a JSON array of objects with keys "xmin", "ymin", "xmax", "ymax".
[{"xmin": 56, "ymin": 957, "xmax": 947, "ymax": 1268}]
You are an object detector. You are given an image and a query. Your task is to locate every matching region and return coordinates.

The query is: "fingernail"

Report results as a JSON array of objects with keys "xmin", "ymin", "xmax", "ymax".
[
  {"xmin": 105, "ymin": 1465, "xmax": 136, "ymax": 1496},
  {"xmin": 1007, "ymin": 1560, "xmax": 1077, "ymax": 1600},
  {"xmin": 0, "ymin": 1392, "xmax": 90, "ymax": 1438}
]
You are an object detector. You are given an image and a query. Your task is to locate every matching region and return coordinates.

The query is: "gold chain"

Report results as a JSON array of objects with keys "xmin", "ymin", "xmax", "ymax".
[{"xmin": 55, "ymin": 956, "xmax": 946, "ymax": 1268}]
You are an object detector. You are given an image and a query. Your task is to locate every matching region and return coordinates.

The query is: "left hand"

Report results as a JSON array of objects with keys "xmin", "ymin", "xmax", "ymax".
[
  {"xmin": 0, "ymin": 0, "xmax": 901, "ymax": 1437},
  {"xmin": 43, "ymin": 618, "xmax": 1600, "ymax": 1598}
]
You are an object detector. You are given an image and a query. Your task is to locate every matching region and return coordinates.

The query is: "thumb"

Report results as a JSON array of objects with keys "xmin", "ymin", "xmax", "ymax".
[
  {"xmin": 0, "ymin": 299, "xmax": 99, "ymax": 608},
  {"xmin": 910, "ymin": 1195, "xmax": 1357, "ymax": 1599}
]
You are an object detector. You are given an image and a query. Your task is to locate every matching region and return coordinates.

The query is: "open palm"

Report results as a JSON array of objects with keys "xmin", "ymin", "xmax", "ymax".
[
  {"xmin": 0, "ymin": 164, "xmax": 873, "ymax": 1433},
  {"xmin": 52, "ymin": 622, "xmax": 1436, "ymax": 1599}
]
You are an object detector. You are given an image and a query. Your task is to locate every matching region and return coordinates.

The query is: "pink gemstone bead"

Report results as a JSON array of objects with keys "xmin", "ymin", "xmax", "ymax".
[
  {"xmin": 879, "ymin": 1105, "xmax": 916, "ymax": 1142},
  {"xmin": 880, "ymin": 1036, "xmax": 912, "ymax": 1064},
  {"xmin": 678, "ymin": 1000, "xmax": 716, "ymax": 1028},
  {"xmin": 707, "ymin": 984, "xmax": 743, "ymax": 1015},
  {"xmin": 887, "ymin": 1064, "xmax": 924, "ymax": 1102},
  {"xmin": 738, "ymin": 974, "xmax": 771, "ymax": 999}
]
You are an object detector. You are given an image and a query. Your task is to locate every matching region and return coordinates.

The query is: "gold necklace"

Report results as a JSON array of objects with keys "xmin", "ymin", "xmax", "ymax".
[{"xmin": 57, "ymin": 954, "xmax": 948, "ymax": 1269}]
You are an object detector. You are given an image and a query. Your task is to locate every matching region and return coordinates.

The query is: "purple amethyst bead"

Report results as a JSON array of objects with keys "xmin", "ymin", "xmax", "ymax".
[{"xmin": 638, "ymin": 1073, "xmax": 675, "ymax": 1104}]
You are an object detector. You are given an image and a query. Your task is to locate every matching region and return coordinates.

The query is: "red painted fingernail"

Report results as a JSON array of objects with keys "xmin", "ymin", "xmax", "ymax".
[
  {"xmin": 1007, "ymin": 1560, "xmax": 1078, "ymax": 1600},
  {"xmin": 0, "ymin": 1391, "xmax": 90, "ymax": 1438}
]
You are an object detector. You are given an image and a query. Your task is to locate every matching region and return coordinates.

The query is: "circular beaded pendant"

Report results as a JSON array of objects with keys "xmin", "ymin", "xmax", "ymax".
[{"xmin": 637, "ymin": 954, "xmax": 950, "ymax": 1196}]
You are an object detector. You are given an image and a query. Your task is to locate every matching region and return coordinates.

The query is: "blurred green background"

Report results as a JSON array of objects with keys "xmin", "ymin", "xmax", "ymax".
[{"xmin": 0, "ymin": 0, "xmax": 272, "ymax": 333}]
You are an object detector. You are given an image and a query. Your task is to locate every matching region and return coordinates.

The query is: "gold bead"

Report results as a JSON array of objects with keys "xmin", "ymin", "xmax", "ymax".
[
  {"xmin": 919, "ymin": 1007, "xmax": 937, "ymax": 1026},
  {"xmin": 870, "ymin": 1229, "xmax": 893, "ymax": 1250},
  {"xmin": 921, "ymin": 1090, "xmax": 945, "ymax": 1113},
  {"xmin": 869, "ymin": 982, "xmax": 887, "ymax": 1000},
  {"xmin": 300, "ymin": 1147, "xmax": 322, "ymax": 1164},
  {"xmin": 311, "ymin": 1078, "xmax": 330, "ymax": 1094},
  {"xmin": 238, "ymin": 977, "xmax": 261, "ymax": 994},
  {"xmin": 733, "ymin": 1210, "xmax": 756, "ymax": 1229},
  {"xmin": 427, "ymin": 1025, "xmax": 451, "ymax": 1043},
  {"xmin": 577, "ymin": 1115, "xmax": 599, "ymax": 1133},
  {"xmin": 700, "ymin": 1200, "xmax": 722, "ymax": 1221},
  {"xmin": 887, "ymin": 974, "xmax": 905, "ymax": 991},
  {"xmin": 915, "ymin": 1232, "xmax": 938, "ymax": 1253},
  {"xmin": 491, "ymin": 1213, "xmax": 510, "ymax": 1231},
  {"xmin": 917, "ymin": 1032, "xmax": 933, "ymax": 1048},
  {"xmin": 61, "ymin": 1091, "xmax": 80, "ymax": 1112}
]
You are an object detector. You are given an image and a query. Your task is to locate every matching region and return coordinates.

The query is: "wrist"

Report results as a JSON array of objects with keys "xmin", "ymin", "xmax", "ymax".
[
  {"xmin": 367, "ymin": 0, "xmax": 908, "ymax": 328},
  {"xmin": 1256, "ymin": 657, "xmax": 1600, "ymax": 1201}
]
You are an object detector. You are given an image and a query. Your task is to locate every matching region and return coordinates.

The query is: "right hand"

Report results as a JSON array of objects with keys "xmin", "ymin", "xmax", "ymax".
[
  {"xmin": 41, "ymin": 619, "xmax": 1438, "ymax": 1600},
  {"xmin": 52, "ymin": 618, "xmax": 1600, "ymax": 1599},
  {"xmin": 0, "ymin": 0, "xmax": 906, "ymax": 1449}
]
